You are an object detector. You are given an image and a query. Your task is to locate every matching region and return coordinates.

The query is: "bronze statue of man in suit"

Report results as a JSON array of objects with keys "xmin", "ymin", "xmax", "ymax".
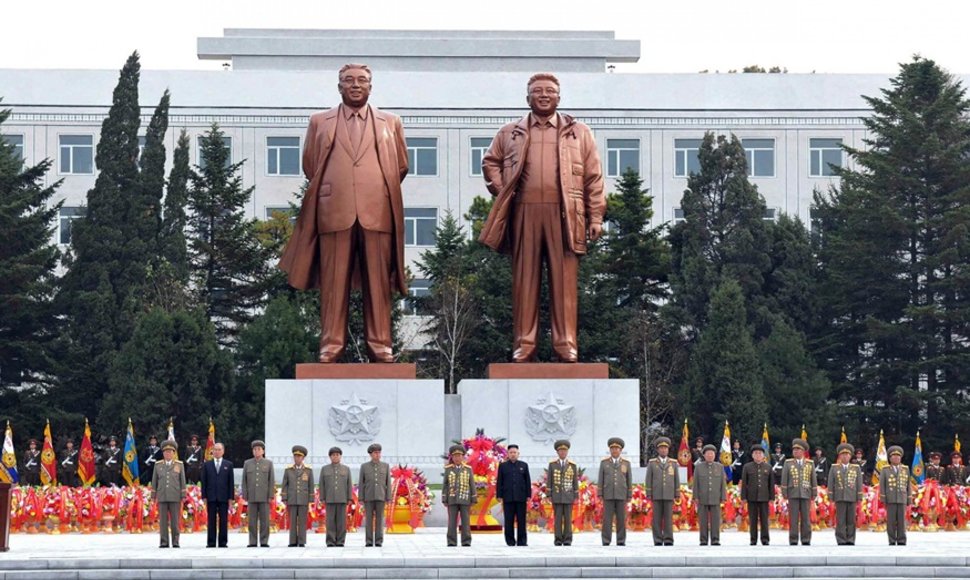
[
  {"xmin": 279, "ymin": 63, "xmax": 409, "ymax": 362},
  {"xmin": 479, "ymin": 73, "xmax": 605, "ymax": 362}
]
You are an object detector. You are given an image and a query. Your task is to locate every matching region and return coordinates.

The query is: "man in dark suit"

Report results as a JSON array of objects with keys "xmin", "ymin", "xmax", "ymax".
[
  {"xmin": 200, "ymin": 441, "xmax": 234, "ymax": 548},
  {"xmin": 496, "ymin": 443, "xmax": 531, "ymax": 546}
]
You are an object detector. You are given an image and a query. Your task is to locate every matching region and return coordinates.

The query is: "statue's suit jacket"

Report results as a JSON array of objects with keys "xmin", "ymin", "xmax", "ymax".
[{"xmin": 279, "ymin": 104, "xmax": 409, "ymax": 294}]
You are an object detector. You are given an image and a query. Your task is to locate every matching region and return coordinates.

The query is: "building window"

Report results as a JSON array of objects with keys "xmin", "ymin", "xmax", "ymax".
[
  {"xmin": 470, "ymin": 137, "xmax": 492, "ymax": 176},
  {"xmin": 197, "ymin": 136, "xmax": 232, "ymax": 170},
  {"xmin": 137, "ymin": 135, "xmax": 146, "ymax": 161},
  {"xmin": 673, "ymin": 208, "xmax": 685, "ymax": 224},
  {"xmin": 674, "ymin": 139, "xmax": 702, "ymax": 177},
  {"xmin": 406, "ymin": 137, "xmax": 437, "ymax": 176},
  {"xmin": 267, "ymin": 136, "xmax": 301, "ymax": 176},
  {"xmin": 403, "ymin": 279, "xmax": 432, "ymax": 315},
  {"xmin": 810, "ymin": 138, "xmax": 843, "ymax": 177},
  {"xmin": 763, "ymin": 208, "xmax": 777, "ymax": 221},
  {"xmin": 606, "ymin": 139, "xmax": 640, "ymax": 177},
  {"xmin": 59, "ymin": 135, "xmax": 94, "ymax": 175},
  {"xmin": 59, "ymin": 207, "xmax": 86, "ymax": 245},
  {"xmin": 2, "ymin": 134, "xmax": 24, "ymax": 162},
  {"xmin": 264, "ymin": 206, "xmax": 297, "ymax": 222},
  {"xmin": 741, "ymin": 138, "xmax": 775, "ymax": 177},
  {"xmin": 404, "ymin": 208, "xmax": 437, "ymax": 247}
]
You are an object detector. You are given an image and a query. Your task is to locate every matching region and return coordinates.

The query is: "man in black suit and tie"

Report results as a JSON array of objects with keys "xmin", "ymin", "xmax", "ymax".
[
  {"xmin": 201, "ymin": 441, "xmax": 234, "ymax": 548},
  {"xmin": 496, "ymin": 443, "xmax": 531, "ymax": 546}
]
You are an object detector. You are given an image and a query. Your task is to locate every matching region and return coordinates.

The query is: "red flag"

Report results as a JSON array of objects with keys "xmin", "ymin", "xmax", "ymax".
[
  {"xmin": 40, "ymin": 419, "xmax": 57, "ymax": 486},
  {"xmin": 204, "ymin": 418, "xmax": 215, "ymax": 461},
  {"xmin": 78, "ymin": 418, "xmax": 96, "ymax": 486},
  {"xmin": 677, "ymin": 418, "xmax": 694, "ymax": 482}
]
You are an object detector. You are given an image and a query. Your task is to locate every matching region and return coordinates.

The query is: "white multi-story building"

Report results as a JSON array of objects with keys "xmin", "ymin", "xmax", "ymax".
[{"xmin": 3, "ymin": 29, "xmax": 959, "ymax": 330}]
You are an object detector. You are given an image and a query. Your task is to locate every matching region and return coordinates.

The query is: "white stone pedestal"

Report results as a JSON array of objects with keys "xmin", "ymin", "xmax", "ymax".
[
  {"xmin": 264, "ymin": 378, "xmax": 446, "ymax": 481},
  {"xmin": 456, "ymin": 378, "xmax": 642, "ymax": 476}
]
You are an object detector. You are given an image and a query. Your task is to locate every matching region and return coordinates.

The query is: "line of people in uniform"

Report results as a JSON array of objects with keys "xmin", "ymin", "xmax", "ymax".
[
  {"xmin": 136, "ymin": 435, "xmax": 923, "ymax": 549},
  {"xmin": 17, "ymin": 433, "xmax": 209, "ymax": 488}
]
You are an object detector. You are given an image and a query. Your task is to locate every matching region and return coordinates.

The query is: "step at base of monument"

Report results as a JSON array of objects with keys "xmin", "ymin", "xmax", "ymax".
[{"xmin": 1, "ymin": 558, "xmax": 967, "ymax": 580}]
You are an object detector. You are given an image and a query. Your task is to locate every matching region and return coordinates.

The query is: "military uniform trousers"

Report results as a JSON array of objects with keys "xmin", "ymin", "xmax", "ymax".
[
  {"xmin": 835, "ymin": 501, "xmax": 857, "ymax": 545},
  {"xmin": 157, "ymin": 502, "xmax": 180, "ymax": 547},
  {"xmin": 601, "ymin": 499, "xmax": 627, "ymax": 545},
  {"xmin": 319, "ymin": 222, "xmax": 393, "ymax": 360},
  {"xmin": 364, "ymin": 501, "xmax": 386, "ymax": 545},
  {"xmin": 553, "ymin": 502, "xmax": 573, "ymax": 545},
  {"xmin": 886, "ymin": 504, "xmax": 907, "ymax": 545},
  {"xmin": 511, "ymin": 203, "xmax": 579, "ymax": 359},
  {"xmin": 248, "ymin": 501, "xmax": 271, "ymax": 546},
  {"xmin": 503, "ymin": 501, "xmax": 527, "ymax": 546},
  {"xmin": 697, "ymin": 503, "xmax": 721, "ymax": 544},
  {"xmin": 288, "ymin": 505, "xmax": 308, "ymax": 546},
  {"xmin": 748, "ymin": 502, "xmax": 770, "ymax": 544},
  {"xmin": 446, "ymin": 504, "xmax": 472, "ymax": 546},
  {"xmin": 326, "ymin": 503, "xmax": 347, "ymax": 546},
  {"xmin": 788, "ymin": 498, "xmax": 812, "ymax": 544},
  {"xmin": 652, "ymin": 499, "xmax": 674, "ymax": 545}
]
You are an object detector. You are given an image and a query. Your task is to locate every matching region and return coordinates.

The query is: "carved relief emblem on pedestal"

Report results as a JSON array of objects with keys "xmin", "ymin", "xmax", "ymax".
[
  {"xmin": 328, "ymin": 392, "xmax": 381, "ymax": 445},
  {"xmin": 525, "ymin": 391, "xmax": 577, "ymax": 443}
]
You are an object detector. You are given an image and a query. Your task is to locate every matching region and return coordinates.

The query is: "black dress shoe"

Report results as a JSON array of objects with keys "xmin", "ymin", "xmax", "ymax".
[
  {"xmin": 700, "ymin": 542, "xmax": 708, "ymax": 546},
  {"xmin": 889, "ymin": 541, "xmax": 896, "ymax": 545},
  {"xmin": 750, "ymin": 541, "xmax": 757, "ymax": 546},
  {"xmin": 654, "ymin": 542, "xmax": 662, "ymax": 546},
  {"xmin": 261, "ymin": 544, "xmax": 270, "ymax": 548},
  {"xmin": 298, "ymin": 544, "xmax": 305, "ymax": 547},
  {"xmin": 247, "ymin": 544, "xmax": 257, "ymax": 548},
  {"xmin": 563, "ymin": 542, "xmax": 571, "ymax": 546},
  {"xmin": 663, "ymin": 541, "xmax": 674, "ymax": 546},
  {"xmin": 897, "ymin": 542, "xmax": 906, "ymax": 546},
  {"xmin": 366, "ymin": 543, "xmax": 374, "ymax": 547},
  {"xmin": 219, "ymin": 545, "xmax": 228, "ymax": 548},
  {"xmin": 762, "ymin": 542, "xmax": 769, "ymax": 546},
  {"xmin": 603, "ymin": 542, "xmax": 610, "ymax": 546},
  {"xmin": 554, "ymin": 541, "xmax": 563, "ymax": 546},
  {"xmin": 461, "ymin": 543, "xmax": 471, "ymax": 547},
  {"xmin": 790, "ymin": 542, "xmax": 798, "ymax": 546},
  {"xmin": 172, "ymin": 545, "xmax": 180, "ymax": 549},
  {"xmin": 288, "ymin": 543, "xmax": 297, "ymax": 547},
  {"xmin": 801, "ymin": 542, "xmax": 810, "ymax": 546},
  {"xmin": 375, "ymin": 543, "xmax": 382, "ymax": 547},
  {"xmin": 337, "ymin": 544, "xmax": 345, "ymax": 547},
  {"xmin": 159, "ymin": 545, "xmax": 169, "ymax": 549},
  {"xmin": 616, "ymin": 542, "xmax": 624, "ymax": 546}
]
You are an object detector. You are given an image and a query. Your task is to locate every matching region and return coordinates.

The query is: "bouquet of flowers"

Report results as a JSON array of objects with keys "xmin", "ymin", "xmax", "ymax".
[
  {"xmin": 527, "ymin": 479, "xmax": 548, "ymax": 530},
  {"xmin": 460, "ymin": 429, "xmax": 507, "ymax": 529},
  {"xmin": 627, "ymin": 484, "xmax": 650, "ymax": 530},
  {"xmin": 390, "ymin": 464, "xmax": 434, "ymax": 529}
]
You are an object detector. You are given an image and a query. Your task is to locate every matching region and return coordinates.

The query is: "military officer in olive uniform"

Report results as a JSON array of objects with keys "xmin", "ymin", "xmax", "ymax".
[
  {"xmin": 944, "ymin": 451, "xmax": 969, "ymax": 486},
  {"xmin": 645, "ymin": 436, "xmax": 680, "ymax": 546},
  {"xmin": 242, "ymin": 439, "xmax": 275, "ymax": 547},
  {"xmin": 828, "ymin": 443, "xmax": 863, "ymax": 545},
  {"xmin": 879, "ymin": 445, "xmax": 912, "ymax": 545},
  {"xmin": 319, "ymin": 446, "xmax": 353, "ymax": 547},
  {"xmin": 359, "ymin": 442, "xmax": 392, "ymax": 547},
  {"xmin": 282, "ymin": 445, "xmax": 314, "ymax": 547},
  {"xmin": 151, "ymin": 440, "xmax": 186, "ymax": 548},
  {"xmin": 442, "ymin": 445, "xmax": 475, "ymax": 547},
  {"xmin": 547, "ymin": 439, "xmax": 578, "ymax": 546},
  {"xmin": 598, "ymin": 437, "xmax": 632, "ymax": 546},
  {"xmin": 741, "ymin": 443, "xmax": 774, "ymax": 545},
  {"xmin": 925, "ymin": 451, "xmax": 944, "ymax": 482},
  {"xmin": 780, "ymin": 438, "xmax": 816, "ymax": 545},
  {"xmin": 693, "ymin": 444, "xmax": 726, "ymax": 546}
]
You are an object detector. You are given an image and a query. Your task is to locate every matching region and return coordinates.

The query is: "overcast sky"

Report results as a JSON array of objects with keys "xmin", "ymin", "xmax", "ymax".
[{"xmin": 3, "ymin": 0, "xmax": 968, "ymax": 74}]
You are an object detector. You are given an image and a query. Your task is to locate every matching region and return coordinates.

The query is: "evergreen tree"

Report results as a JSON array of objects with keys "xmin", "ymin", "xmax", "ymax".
[
  {"xmin": 57, "ymin": 53, "xmax": 148, "ymax": 419},
  {"xmin": 0, "ymin": 103, "xmax": 61, "ymax": 394},
  {"xmin": 157, "ymin": 130, "xmax": 190, "ymax": 285},
  {"xmin": 416, "ymin": 212, "xmax": 477, "ymax": 393},
  {"xmin": 665, "ymin": 133, "xmax": 771, "ymax": 339},
  {"xmin": 815, "ymin": 57, "xmax": 970, "ymax": 447},
  {"xmin": 685, "ymin": 278, "xmax": 767, "ymax": 440},
  {"xmin": 138, "ymin": 91, "xmax": 169, "ymax": 266},
  {"xmin": 225, "ymin": 294, "xmax": 317, "ymax": 456},
  {"xmin": 187, "ymin": 124, "xmax": 270, "ymax": 345},
  {"xmin": 98, "ymin": 308, "xmax": 232, "ymax": 440}
]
